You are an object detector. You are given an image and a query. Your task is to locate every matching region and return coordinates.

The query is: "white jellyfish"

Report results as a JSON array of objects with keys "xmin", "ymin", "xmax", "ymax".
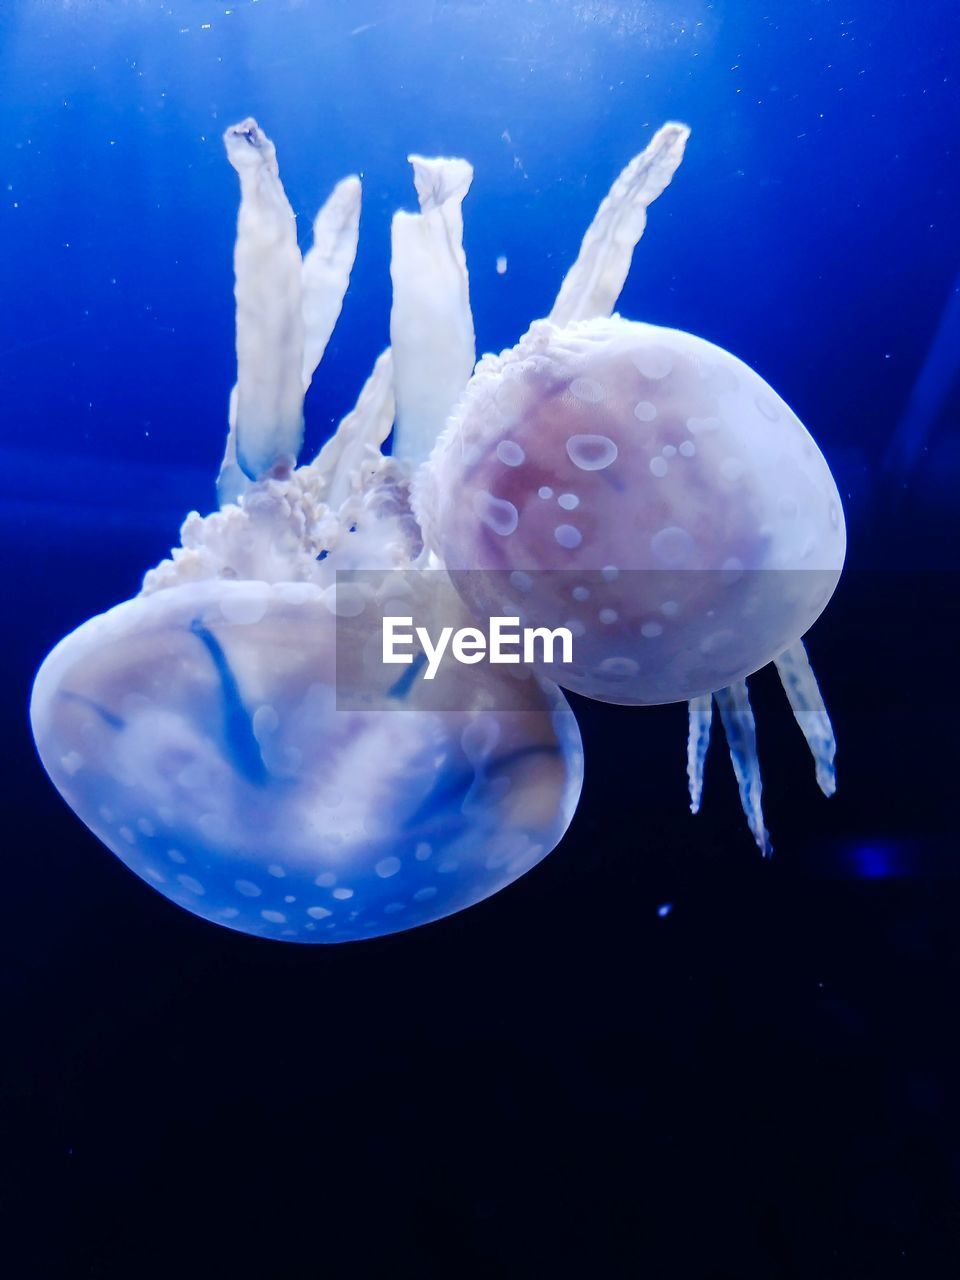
[{"xmin": 30, "ymin": 119, "xmax": 583, "ymax": 942}]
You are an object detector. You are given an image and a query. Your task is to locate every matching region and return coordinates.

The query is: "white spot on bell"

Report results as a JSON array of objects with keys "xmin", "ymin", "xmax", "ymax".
[
  {"xmin": 632, "ymin": 349, "xmax": 673, "ymax": 380},
  {"xmin": 754, "ymin": 393, "xmax": 780, "ymax": 422},
  {"xmin": 599, "ymin": 656, "xmax": 640, "ymax": 678},
  {"xmin": 554, "ymin": 524, "xmax": 583, "ymax": 549},
  {"xmin": 634, "ymin": 400, "xmax": 657, "ymax": 422},
  {"xmin": 496, "ymin": 439, "xmax": 525, "ymax": 467},
  {"xmin": 219, "ymin": 587, "xmax": 269, "ymax": 625},
  {"xmin": 569, "ymin": 376, "xmax": 605, "ymax": 403},
  {"xmin": 651, "ymin": 526, "xmax": 697, "ymax": 568},
  {"xmin": 566, "ymin": 434, "xmax": 618, "ymax": 471},
  {"xmin": 474, "ymin": 490, "xmax": 519, "ymax": 536}
]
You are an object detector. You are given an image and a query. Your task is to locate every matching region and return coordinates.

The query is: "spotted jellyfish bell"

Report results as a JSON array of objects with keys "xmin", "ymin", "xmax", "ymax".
[
  {"xmin": 30, "ymin": 119, "xmax": 583, "ymax": 942},
  {"xmin": 415, "ymin": 123, "xmax": 845, "ymax": 852}
]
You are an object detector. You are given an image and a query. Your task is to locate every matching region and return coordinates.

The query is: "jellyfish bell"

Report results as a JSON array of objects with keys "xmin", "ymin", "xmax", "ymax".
[
  {"xmin": 415, "ymin": 313, "xmax": 846, "ymax": 705},
  {"xmin": 30, "ymin": 572, "xmax": 582, "ymax": 943}
]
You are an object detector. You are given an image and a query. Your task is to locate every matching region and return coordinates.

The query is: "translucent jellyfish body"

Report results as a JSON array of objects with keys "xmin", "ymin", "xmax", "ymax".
[
  {"xmin": 31, "ymin": 577, "xmax": 582, "ymax": 942},
  {"xmin": 415, "ymin": 315, "xmax": 846, "ymax": 704}
]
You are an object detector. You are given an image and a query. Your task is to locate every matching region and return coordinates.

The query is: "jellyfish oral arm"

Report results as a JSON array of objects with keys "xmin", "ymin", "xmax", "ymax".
[
  {"xmin": 224, "ymin": 118, "xmax": 306, "ymax": 482},
  {"xmin": 686, "ymin": 694, "xmax": 713, "ymax": 816},
  {"xmin": 549, "ymin": 122, "xmax": 690, "ymax": 328},
  {"xmin": 714, "ymin": 681, "xmax": 771, "ymax": 856},
  {"xmin": 389, "ymin": 155, "xmax": 477, "ymax": 468},
  {"xmin": 308, "ymin": 347, "xmax": 395, "ymax": 510},
  {"xmin": 774, "ymin": 640, "xmax": 837, "ymax": 796},
  {"xmin": 219, "ymin": 123, "xmax": 363, "ymax": 507},
  {"xmin": 301, "ymin": 174, "xmax": 362, "ymax": 391},
  {"xmin": 687, "ymin": 639, "xmax": 838, "ymax": 852}
]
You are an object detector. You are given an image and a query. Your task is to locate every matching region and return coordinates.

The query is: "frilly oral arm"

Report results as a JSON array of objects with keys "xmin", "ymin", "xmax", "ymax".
[
  {"xmin": 301, "ymin": 174, "xmax": 362, "ymax": 391},
  {"xmin": 549, "ymin": 122, "xmax": 690, "ymax": 329},
  {"xmin": 224, "ymin": 117, "xmax": 306, "ymax": 483},
  {"xmin": 389, "ymin": 156, "xmax": 476, "ymax": 467}
]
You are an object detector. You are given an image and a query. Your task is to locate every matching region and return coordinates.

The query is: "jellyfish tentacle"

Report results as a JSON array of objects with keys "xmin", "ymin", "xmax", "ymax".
[
  {"xmin": 686, "ymin": 694, "xmax": 713, "ymax": 815},
  {"xmin": 224, "ymin": 118, "xmax": 306, "ymax": 482},
  {"xmin": 549, "ymin": 122, "xmax": 690, "ymax": 329},
  {"xmin": 301, "ymin": 175, "xmax": 362, "ymax": 390},
  {"xmin": 308, "ymin": 348, "xmax": 396, "ymax": 509},
  {"xmin": 774, "ymin": 640, "xmax": 837, "ymax": 797},
  {"xmin": 389, "ymin": 155, "xmax": 476, "ymax": 467},
  {"xmin": 714, "ymin": 682, "xmax": 771, "ymax": 856}
]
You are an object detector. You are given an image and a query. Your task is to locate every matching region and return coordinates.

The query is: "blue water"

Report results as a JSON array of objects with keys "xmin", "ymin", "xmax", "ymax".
[{"xmin": 2, "ymin": 2, "xmax": 959, "ymax": 1274}]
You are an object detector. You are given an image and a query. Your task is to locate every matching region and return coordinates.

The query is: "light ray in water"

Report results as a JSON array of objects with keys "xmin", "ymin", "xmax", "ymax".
[{"xmin": 885, "ymin": 269, "xmax": 960, "ymax": 475}]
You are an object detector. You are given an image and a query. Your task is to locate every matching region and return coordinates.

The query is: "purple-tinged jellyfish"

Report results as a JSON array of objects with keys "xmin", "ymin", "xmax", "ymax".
[{"xmin": 414, "ymin": 123, "xmax": 844, "ymax": 852}]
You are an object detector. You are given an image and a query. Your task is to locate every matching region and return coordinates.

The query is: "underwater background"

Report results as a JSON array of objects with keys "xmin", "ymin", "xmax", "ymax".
[{"xmin": 2, "ymin": 0, "xmax": 959, "ymax": 1274}]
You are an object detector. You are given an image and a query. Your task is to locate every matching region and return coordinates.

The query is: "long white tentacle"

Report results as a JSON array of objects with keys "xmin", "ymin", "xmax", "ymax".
[
  {"xmin": 389, "ymin": 156, "xmax": 476, "ymax": 467},
  {"xmin": 714, "ymin": 682, "xmax": 771, "ymax": 856},
  {"xmin": 774, "ymin": 640, "xmax": 837, "ymax": 796},
  {"xmin": 549, "ymin": 123, "xmax": 690, "ymax": 328}
]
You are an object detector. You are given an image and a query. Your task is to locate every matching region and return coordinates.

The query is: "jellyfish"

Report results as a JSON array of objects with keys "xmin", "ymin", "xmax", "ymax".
[
  {"xmin": 413, "ymin": 123, "xmax": 844, "ymax": 853},
  {"xmin": 30, "ymin": 119, "xmax": 583, "ymax": 942}
]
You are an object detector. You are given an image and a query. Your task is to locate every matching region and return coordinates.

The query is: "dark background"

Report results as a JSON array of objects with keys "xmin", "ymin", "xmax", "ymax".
[{"xmin": 2, "ymin": 1, "xmax": 959, "ymax": 1275}]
